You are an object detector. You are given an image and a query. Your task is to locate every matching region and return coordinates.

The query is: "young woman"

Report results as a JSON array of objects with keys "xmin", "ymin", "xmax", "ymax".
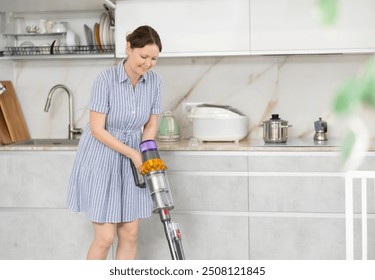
[{"xmin": 67, "ymin": 25, "xmax": 163, "ymax": 260}]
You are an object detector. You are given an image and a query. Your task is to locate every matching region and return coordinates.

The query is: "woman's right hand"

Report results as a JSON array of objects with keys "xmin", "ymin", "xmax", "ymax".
[{"xmin": 130, "ymin": 150, "xmax": 143, "ymax": 171}]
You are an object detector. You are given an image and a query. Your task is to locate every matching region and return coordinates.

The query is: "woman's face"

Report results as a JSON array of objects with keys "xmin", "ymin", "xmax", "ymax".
[{"xmin": 126, "ymin": 43, "xmax": 160, "ymax": 77}]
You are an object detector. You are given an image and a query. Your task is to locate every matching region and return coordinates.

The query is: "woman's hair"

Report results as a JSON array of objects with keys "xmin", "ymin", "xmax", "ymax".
[{"xmin": 126, "ymin": 25, "xmax": 162, "ymax": 52}]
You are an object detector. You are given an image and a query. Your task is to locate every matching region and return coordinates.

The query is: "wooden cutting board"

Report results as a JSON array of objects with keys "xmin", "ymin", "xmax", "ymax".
[{"xmin": 0, "ymin": 80, "xmax": 30, "ymax": 144}]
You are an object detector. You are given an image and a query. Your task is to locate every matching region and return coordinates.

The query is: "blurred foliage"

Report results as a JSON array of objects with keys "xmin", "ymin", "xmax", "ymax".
[
  {"xmin": 318, "ymin": 0, "xmax": 338, "ymax": 25},
  {"xmin": 341, "ymin": 130, "xmax": 355, "ymax": 163},
  {"xmin": 332, "ymin": 56, "xmax": 375, "ymax": 115},
  {"xmin": 318, "ymin": 0, "xmax": 375, "ymax": 169}
]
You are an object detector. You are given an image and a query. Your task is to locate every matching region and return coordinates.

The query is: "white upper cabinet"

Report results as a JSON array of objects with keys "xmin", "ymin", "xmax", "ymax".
[
  {"xmin": 250, "ymin": 0, "xmax": 375, "ymax": 54},
  {"xmin": 115, "ymin": 0, "xmax": 250, "ymax": 57},
  {"xmin": 0, "ymin": 0, "xmax": 105, "ymax": 12}
]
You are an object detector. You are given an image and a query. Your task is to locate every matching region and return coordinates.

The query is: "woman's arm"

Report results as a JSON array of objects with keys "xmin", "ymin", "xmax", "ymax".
[
  {"xmin": 142, "ymin": 114, "xmax": 159, "ymax": 141},
  {"xmin": 89, "ymin": 111, "xmax": 141, "ymax": 167}
]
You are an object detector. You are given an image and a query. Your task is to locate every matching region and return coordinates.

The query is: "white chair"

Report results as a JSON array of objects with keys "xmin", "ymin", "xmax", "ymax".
[{"xmin": 345, "ymin": 170, "xmax": 375, "ymax": 260}]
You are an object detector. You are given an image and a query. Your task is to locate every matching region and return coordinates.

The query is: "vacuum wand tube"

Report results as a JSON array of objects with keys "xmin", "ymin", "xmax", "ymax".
[{"xmin": 137, "ymin": 139, "xmax": 185, "ymax": 260}]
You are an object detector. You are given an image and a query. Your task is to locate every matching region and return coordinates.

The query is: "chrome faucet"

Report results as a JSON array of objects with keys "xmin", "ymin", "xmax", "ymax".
[{"xmin": 44, "ymin": 84, "xmax": 82, "ymax": 139}]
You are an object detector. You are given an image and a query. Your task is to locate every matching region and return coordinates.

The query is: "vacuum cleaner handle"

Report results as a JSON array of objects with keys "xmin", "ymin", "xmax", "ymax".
[{"xmin": 130, "ymin": 160, "xmax": 146, "ymax": 188}]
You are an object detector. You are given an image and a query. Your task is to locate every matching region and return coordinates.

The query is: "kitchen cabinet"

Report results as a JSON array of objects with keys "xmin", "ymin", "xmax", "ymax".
[
  {"xmin": 0, "ymin": 0, "xmax": 105, "ymax": 12},
  {"xmin": 0, "ymin": 151, "xmax": 94, "ymax": 259},
  {"xmin": 139, "ymin": 151, "xmax": 250, "ymax": 259},
  {"xmin": 1, "ymin": 149, "xmax": 374, "ymax": 259},
  {"xmin": 248, "ymin": 152, "xmax": 375, "ymax": 260},
  {"xmin": 250, "ymin": 0, "xmax": 375, "ymax": 54},
  {"xmin": 0, "ymin": 7, "xmax": 115, "ymax": 59},
  {"xmin": 115, "ymin": 0, "xmax": 251, "ymax": 57}
]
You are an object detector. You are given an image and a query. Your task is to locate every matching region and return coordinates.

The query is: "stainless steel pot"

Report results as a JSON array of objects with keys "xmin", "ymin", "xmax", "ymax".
[{"xmin": 260, "ymin": 114, "xmax": 292, "ymax": 143}]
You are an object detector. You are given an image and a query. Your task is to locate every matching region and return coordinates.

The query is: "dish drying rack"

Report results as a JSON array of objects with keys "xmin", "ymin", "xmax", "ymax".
[{"xmin": 3, "ymin": 45, "xmax": 115, "ymax": 56}]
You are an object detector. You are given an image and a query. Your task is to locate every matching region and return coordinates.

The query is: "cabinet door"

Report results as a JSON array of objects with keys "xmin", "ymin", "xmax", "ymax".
[
  {"xmin": 250, "ymin": 0, "xmax": 375, "ymax": 54},
  {"xmin": 115, "ymin": 0, "xmax": 250, "ymax": 57}
]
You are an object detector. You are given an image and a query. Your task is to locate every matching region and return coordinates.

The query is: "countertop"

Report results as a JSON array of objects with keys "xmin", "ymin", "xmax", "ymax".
[{"xmin": 1, "ymin": 137, "xmax": 375, "ymax": 152}]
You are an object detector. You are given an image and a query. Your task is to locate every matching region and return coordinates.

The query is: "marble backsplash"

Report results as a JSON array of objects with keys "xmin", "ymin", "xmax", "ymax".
[{"xmin": 2, "ymin": 53, "xmax": 375, "ymax": 141}]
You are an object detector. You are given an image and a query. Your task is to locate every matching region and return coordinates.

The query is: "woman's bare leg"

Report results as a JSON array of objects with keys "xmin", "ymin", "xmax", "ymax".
[
  {"xmin": 87, "ymin": 222, "xmax": 116, "ymax": 260},
  {"xmin": 116, "ymin": 220, "xmax": 139, "ymax": 260}
]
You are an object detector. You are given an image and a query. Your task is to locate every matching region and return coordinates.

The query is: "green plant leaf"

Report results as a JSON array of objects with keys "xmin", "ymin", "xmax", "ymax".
[
  {"xmin": 332, "ymin": 78, "xmax": 363, "ymax": 114},
  {"xmin": 341, "ymin": 130, "xmax": 355, "ymax": 164},
  {"xmin": 361, "ymin": 77, "xmax": 375, "ymax": 108},
  {"xmin": 318, "ymin": 0, "xmax": 338, "ymax": 25},
  {"xmin": 361, "ymin": 57, "xmax": 375, "ymax": 108}
]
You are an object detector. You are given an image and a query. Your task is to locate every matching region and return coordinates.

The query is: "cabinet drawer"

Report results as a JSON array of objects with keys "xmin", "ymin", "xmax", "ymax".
[
  {"xmin": 168, "ymin": 173, "xmax": 248, "ymax": 211},
  {"xmin": 248, "ymin": 152, "xmax": 375, "ymax": 172},
  {"xmin": 250, "ymin": 217, "xmax": 346, "ymax": 259},
  {"xmin": 249, "ymin": 176, "xmax": 346, "ymax": 213},
  {"xmin": 248, "ymin": 152, "xmax": 343, "ymax": 172},
  {"xmin": 160, "ymin": 151, "xmax": 248, "ymax": 171},
  {"xmin": 249, "ymin": 175, "xmax": 375, "ymax": 213},
  {"xmin": 250, "ymin": 217, "xmax": 375, "ymax": 260}
]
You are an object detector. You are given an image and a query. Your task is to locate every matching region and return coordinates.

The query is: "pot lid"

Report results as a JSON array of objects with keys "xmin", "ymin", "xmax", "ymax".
[
  {"xmin": 190, "ymin": 104, "xmax": 247, "ymax": 119},
  {"xmin": 264, "ymin": 114, "xmax": 288, "ymax": 124},
  {"xmin": 197, "ymin": 104, "xmax": 246, "ymax": 116}
]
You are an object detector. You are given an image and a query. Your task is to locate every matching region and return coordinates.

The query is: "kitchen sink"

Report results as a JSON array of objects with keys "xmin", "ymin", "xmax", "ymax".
[{"xmin": 14, "ymin": 138, "xmax": 80, "ymax": 146}]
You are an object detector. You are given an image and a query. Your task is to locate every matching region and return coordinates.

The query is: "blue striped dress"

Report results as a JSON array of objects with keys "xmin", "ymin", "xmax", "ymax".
[{"xmin": 66, "ymin": 60, "xmax": 163, "ymax": 223}]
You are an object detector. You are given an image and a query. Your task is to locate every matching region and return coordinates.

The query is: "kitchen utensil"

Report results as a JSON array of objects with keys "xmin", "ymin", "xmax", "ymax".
[
  {"xmin": 39, "ymin": 19, "xmax": 47, "ymax": 34},
  {"xmin": 52, "ymin": 22, "xmax": 67, "ymax": 33},
  {"xmin": 26, "ymin": 25, "xmax": 39, "ymax": 33},
  {"xmin": 84, "ymin": 24, "xmax": 94, "ymax": 51},
  {"xmin": 0, "ymin": 109, "xmax": 12, "ymax": 144},
  {"xmin": 66, "ymin": 29, "xmax": 80, "ymax": 50},
  {"xmin": 158, "ymin": 111, "xmax": 180, "ymax": 141},
  {"xmin": 45, "ymin": 20, "xmax": 55, "ymax": 33},
  {"xmin": 260, "ymin": 114, "xmax": 292, "ymax": 143},
  {"xmin": 50, "ymin": 40, "xmax": 57, "ymax": 54},
  {"xmin": 103, "ymin": 3, "xmax": 115, "ymax": 27},
  {"xmin": 14, "ymin": 17, "xmax": 25, "ymax": 34},
  {"xmin": 0, "ymin": 81, "xmax": 30, "ymax": 144},
  {"xmin": 188, "ymin": 104, "xmax": 248, "ymax": 143},
  {"xmin": 94, "ymin": 23, "xmax": 102, "ymax": 52},
  {"xmin": 314, "ymin": 117, "xmax": 328, "ymax": 141}
]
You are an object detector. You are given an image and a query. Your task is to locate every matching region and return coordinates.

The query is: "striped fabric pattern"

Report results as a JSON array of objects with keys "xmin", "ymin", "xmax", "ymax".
[{"xmin": 66, "ymin": 60, "xmax": 163, "ymax": 223}]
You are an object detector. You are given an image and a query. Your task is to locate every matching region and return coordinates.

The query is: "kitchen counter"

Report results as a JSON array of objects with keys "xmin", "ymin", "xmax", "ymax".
[
  {"xmin": 157, "ymin": 138, "xmax": 352, "ymax": 152},
  {"xmin": 1, "ymin": 138, "xmax": 375, "ymax": 260},
  {"xmin": 1, "ymin": 137, "xmax": 375, "ymax": 152}
]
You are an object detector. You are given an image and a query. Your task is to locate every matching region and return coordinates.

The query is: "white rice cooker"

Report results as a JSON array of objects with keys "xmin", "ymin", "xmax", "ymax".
[{"xmin": 188, "ymin": 104, "xmax": 248, "ymax": 143}]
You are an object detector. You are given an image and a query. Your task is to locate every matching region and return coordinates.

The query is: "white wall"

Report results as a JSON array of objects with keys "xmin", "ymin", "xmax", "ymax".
[{"xmin": 2, "ymin": 53, "xmax": 375, "ymax": 140}]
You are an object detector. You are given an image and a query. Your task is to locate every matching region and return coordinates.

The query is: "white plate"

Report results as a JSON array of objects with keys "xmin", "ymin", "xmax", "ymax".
[
  {"xmin": 108, "ymin": 27, "xmax": 114, "ymax": 47},
  {"xmin": 99, "ymin": 13, "xmax": 107, "ymax": 48},
  {"xmin": 103, "ymin": 15, "xmax": 110, "ymax": 47},
  {"xmin": 19, "ymin": 41, "xmax": 34, "ymax": 48},
  {"xmin": 111, "ymin": 28, "xmax": 115, "ymax": 45}
]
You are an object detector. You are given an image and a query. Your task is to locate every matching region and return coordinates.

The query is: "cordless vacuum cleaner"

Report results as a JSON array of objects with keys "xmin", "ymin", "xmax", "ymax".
[{"xmin": 130, "ymin": 139, "xmax": 185, "ymax": 260}]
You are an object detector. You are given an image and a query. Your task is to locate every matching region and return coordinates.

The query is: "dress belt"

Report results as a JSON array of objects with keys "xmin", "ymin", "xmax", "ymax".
[{"xmin": 106, "ymin": 127, "xmax": 142, "ymax": 149}]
